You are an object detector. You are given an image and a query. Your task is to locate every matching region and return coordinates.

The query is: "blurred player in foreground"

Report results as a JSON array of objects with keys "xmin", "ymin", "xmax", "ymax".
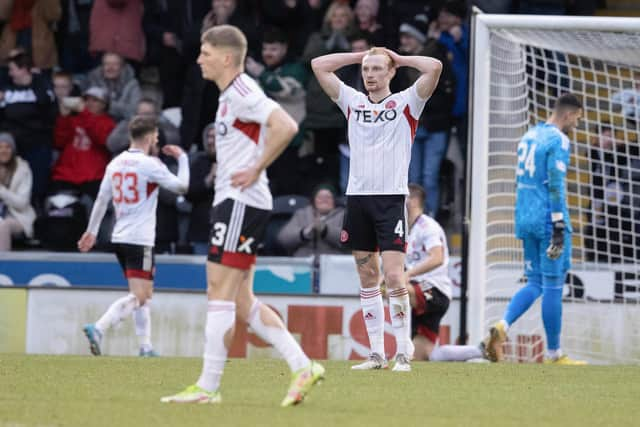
[
  {"xmin": 312, "ymin": 45, "xmax": 441, "ymax": 371},
  {"xmin": 383, "ymin": 184, "xmax": 486, "ymax": 362},
  {"xmin": 486, "ymin": 93, "xmax": 587, "ymax": 365},
  {"xmin": 161, "ymin": 25, "xmax": 324, "ymax": 407},
  {"xmin": 79, "ymin": 116, "xmax": 189, "ymax": 357}
]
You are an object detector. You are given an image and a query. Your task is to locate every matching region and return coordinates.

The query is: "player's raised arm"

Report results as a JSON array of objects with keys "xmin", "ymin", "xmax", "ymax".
[
  {"xmin": 384, "ymin": 48, "xmax": 442, "ymax": 100},
  {"xmin": 231, "ymin": 107, "xmax": 298, "ymax": 190},
  {"xmin": 311, "ymin": 52, "xmax": 366, "ymax": 100},
  {"xmin": 78, "ymin": 174, "xmax": 112, "ymax": 252},
  {"xmin": 154, "ymin": 145, "xmax": 190, "ymax": 194}
]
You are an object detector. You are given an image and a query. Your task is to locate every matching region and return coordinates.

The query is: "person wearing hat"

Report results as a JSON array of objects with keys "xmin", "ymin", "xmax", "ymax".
[
  {"xmin": 0, "ymin": 131, "xmax": 36, "ymax": 251},
  {"xmin": 396, "ymin": 14, "xmax": 455, "ymax": 218},
  {"xmin": 50, "ymin": 85, "xmax": 116, "ymax": 201},
  {"xmin": 277, "ymin": 184, "xmax": 346, "ymax": 257}
]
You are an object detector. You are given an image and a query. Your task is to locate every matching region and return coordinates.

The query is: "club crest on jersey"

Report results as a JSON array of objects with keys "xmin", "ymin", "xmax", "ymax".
[
  {"xmin": 385, "ymin": 100, "xmax": 396, "ymax": 109},
  {"xmin": 340, "ymin": 230, "xmax": 349, "ymax": 242}
]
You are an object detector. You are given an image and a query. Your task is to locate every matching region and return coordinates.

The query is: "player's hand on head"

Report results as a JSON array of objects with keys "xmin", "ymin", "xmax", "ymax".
[
  {"xmin": 231, "ymin": 165, "xmax": 260, "ymax": 190},
  {"xmin": 77, "ymin": 232, "xmax": 96, "ymax": 252},
  {"xmin": 161, "ymin": 144, "xmax": 184, "ymax": 159},
  {"xmin": 383, "ymin": 48, "xmax": 402, "ymax": 67}
]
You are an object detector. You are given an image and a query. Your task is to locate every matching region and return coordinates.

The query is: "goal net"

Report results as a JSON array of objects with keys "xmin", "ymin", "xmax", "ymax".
[{"xmin": 467, "ymin": 13, "xmax": 640, "ymax": 363}]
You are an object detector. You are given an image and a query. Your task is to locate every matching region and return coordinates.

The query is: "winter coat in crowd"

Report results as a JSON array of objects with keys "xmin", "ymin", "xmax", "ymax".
[
  {"xmin": 0, "ymin": 156, "xmax": 36, "ymax": 237},
  {"xmin": 86, "ymin": 62, "xmax": 141, "ymax": 121},
  {"xmin": 89, "ymin": 0, "xmax": 145, "ymax": 62},
  {"xmin": 277, "ymin": 205, "xmax": 346, "ymax": 257}
]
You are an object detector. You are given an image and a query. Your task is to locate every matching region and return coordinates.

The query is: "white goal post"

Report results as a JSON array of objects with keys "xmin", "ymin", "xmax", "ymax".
[{"xmin": 468, "ymin": 12, "xmax": 640, "ymax": 363}]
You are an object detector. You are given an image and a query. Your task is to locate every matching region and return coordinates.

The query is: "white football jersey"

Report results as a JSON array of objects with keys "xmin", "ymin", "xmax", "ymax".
[
  {"xmin": 335, "ymin": 81, "xmax": 428, "ymax": 195},
  {"xmin": 88, "ymin": 149, "xmax": 189, "ymax": 247},
  {"xmin": 406, "ymin": 214, "xmax": 452, "ymax": 299},
  {"xmin": 214, "ymin": 73, "xmax": 279, "ymax": 210}
]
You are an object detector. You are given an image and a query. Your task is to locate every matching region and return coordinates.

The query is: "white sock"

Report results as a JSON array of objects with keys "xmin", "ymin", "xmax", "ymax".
[
  {"xmin": 430, "ymin": 345, "xmax": 484, "ymax": 362},
  {"xmin": 388, "ymin": 287, "xmax": 411, "ymax": 357},
  {"xmin": 360, "ymin": 286, "xmax": 385, "ymax": 357},
  {"xmin": 248, "ymin": 299, "xmax": 310, "ymax": 372},
  {"xmin": 196, "ymin": 300, "xmax": 235, "ymax": 392},
  {"xmin": 95, "ymin": 293, "xmax": 139, "ymax": 333},
  {"xmin": 546, "ymin": 348, "xmax": 562, "ymax": 359},
  {"xmin": 133, "ymin": 301, "xmax": 152, "ymax": 351}
]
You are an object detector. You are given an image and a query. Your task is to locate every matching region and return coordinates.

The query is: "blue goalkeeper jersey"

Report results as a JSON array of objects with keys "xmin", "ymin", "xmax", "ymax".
[{"xmin": 514, "ymin": 122, "xmax": 572, "ymax": 239}]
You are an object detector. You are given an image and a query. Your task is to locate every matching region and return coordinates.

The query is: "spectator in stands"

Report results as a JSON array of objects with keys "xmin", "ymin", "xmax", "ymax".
[
  {"xmin": 106, "ymin": 98, "xmax": 180, "ymax": 155},
  {"xmin": 86, "ymin": 52, "xmax": 141, "ymax": 121},
  {"xmin": 246, "ymin": 26, "xmax": 308, "ymax": 196},
  {"xmin": 143, "ymin": 0, "xmax": 186, "ymax": 108},
  {"xmin": 50, "ymin": 86, "xmax": 115, "ymax": 200},
  {"xmin": 354, "ymin": 0, "xmax": 384, "ymax": 46},
  {"xmin": 0, "ymin": 50, "xmax": 56, "ymax": 210},
  {"xmin": 52, "ymin": 70, "xmax": 80, "ymax": 101},
  {"xmin": 186, "ymin": 122, "xmax": 216, "ymax": 255},
  {"xmin": 302, "ymin": 1, "xmax": 355, "ymax": 190},
  {"xmin": 428, "ymin": 0, "xmax": 469, "ymax": 157},
  {"xmin": 89, "ymin": 0, "xmax": 145, "ymax": 64},
  {"xmin": 0, "ymin": 0, "xmax": 61, "ymax": 71},
  {"xmin": 201, "ymin": 0, "xmax": 259, "ymax": 56},
  {"xmin": 0, "ymin": 132, "xmax": 36, "ymax": 250},
  {"xmin": 277, "ymin": 184, "xmax": 345, "ymax": 256},
  {"xmin": 57, "ymin": 0, "xmax": 97, "ymax": 74},
  {"xmin": 611, "ymin": 71, "xmax": 640, "ymax": 127},
  {"xmin": 396, "ymin": 15, "xmax": 455, "ymax": 217}
]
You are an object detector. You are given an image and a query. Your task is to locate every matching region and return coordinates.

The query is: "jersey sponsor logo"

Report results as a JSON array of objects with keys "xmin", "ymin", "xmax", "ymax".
[
  {"xmin": 216, "ymin": 122, "xmax": 228, "ymax": 136},
  {"xmin": 340, "ymin": 230, "xmax": 349, "ymax": 242},
  {"xmin": 352, "ymin": 108, "xmax": 397, "ymax": 123}
]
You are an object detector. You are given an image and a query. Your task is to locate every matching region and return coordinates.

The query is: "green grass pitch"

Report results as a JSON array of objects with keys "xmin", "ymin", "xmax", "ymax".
[{"xmin": 1, "ymin": 354, "xmax": 639, "ymax": 427}]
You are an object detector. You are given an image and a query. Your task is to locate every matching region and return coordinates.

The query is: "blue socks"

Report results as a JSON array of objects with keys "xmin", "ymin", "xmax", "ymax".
[
  {"xmin": 542, "ymin": 276, "xmax": 564, "ymax": 351},
  {"xmin": 503, "ymin": 281, "xmax": 542, "ymax": 326}
]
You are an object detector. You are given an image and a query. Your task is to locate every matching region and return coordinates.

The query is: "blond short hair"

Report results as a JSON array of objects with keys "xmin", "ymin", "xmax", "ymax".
[
  {"xmin": 323, "ymin": 2, "xmax": 354, "ymax": 28},
  {"xmin": 365, "ymin": 47, "xmax": 395, "ymax": 69},
  {"xmin": 201, "ymin": 25, "xmax": 247, "ymax": 66}
]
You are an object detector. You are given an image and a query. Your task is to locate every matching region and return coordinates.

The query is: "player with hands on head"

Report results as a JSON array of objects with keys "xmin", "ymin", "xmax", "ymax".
[
  {"xmin": 485, "ymin": 93, "xmax": 587, "ymax": 365},
  {"xmin": 312, "ymin": 44, "xmax": 442, "ymax": 371},
  {"xmin": 79, "ymin": 116, "xmax": 189, "ymax": 358}
]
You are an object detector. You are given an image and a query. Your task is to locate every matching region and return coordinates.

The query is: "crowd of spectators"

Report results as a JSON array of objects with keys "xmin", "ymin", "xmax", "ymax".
[{"xmin": 0, "ymin": 0, "xmax": 600, "ymax": 254}]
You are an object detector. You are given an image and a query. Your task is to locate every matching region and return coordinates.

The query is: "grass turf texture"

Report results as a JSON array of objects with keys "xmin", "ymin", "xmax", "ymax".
[{"xmin": 1, "ymin": 355, "xmax": 638, "ymax": 427}]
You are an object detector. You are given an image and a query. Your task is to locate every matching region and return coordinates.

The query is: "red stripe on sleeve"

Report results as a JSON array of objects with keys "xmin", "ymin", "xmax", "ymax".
[
  {"xmin": 233, "ymin": 119, "xmax": 261, "ymax": 145},
  {"xmin": 403, "ymin": 105, "xmax": 418, "ymax": 142}
]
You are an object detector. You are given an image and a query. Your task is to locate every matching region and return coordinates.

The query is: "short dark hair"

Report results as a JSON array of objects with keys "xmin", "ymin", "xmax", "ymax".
[
  {"xmin": 553, "ymin": 93, "xmax": 582, "ymax": 112},
  {"xmin": 408, "ymin": 183, "xmax": 426, "ymax": 206},
  {"xmin": 128, "ymin": 116, "xmax": 158, "ymax": 141},
  {"xmin": 263, "ymin": 27, "xmax": 287, "ymax": 45},
  {"xmin": 348, "ymin": 31, "xmax": 372, "ymax": 46},
  {"xmin": 8, "ymin": 50, "xmax": 32, "ymax": 70}
]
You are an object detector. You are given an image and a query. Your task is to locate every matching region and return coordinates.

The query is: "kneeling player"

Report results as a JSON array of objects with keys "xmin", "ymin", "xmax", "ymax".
[
  {"xmin": 403, "ymin": 184, "xmax": 485, "ymax": 362},
  {"xmin": 78, "ymin": 116, "xmax": 189, "ymax": 357}
]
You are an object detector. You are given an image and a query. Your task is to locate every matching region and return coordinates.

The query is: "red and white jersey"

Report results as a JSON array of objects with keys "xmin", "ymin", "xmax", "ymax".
[
  {"xmin": 88, "ymin": 149, "xmax": 189, "ymax": 247},
  {"xmin": 335, "ymin": 81, "xmax": 428, "ymax": 195},
  {"xmin": 214, "ymin": 73, "xmax": 279, "ymax": 210},
  {"xmin": 406, "ymin": 214, "xmax": 452, "ymax": 299}
]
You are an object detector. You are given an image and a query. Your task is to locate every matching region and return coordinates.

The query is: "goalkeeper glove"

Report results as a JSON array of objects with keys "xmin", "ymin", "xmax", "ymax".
[{"xmin": 546, "ymin": 220, "xmax": 565, "ymax": 260}]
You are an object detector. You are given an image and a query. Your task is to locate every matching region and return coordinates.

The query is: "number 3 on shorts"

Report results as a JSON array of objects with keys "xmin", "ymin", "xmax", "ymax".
[
  {"xmin": 210, "ymin": 222, "xmax": 227, "ymax": 246},
  {"xmin": 394, "ymin": 220, "xmax": 404, "ymax": 237}
]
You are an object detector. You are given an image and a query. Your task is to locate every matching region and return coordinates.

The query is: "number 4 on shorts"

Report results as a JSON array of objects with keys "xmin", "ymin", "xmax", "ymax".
[{"xmin": 394, "ymin": 220, "xmax": 404, "ymax": 237}]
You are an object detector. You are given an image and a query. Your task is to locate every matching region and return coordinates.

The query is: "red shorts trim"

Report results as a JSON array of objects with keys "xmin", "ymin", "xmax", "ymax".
[
  {"xmin": 412, "ymin": 283, "xmax": 427, "ymax": 316},
  {"xmin": 417, "ymin": 324, "xmax": 439, "ymax": 344},
  {"xmin": 125, "ymin": 269, "xmax": 154, "ymax": 280},
  {"xmin": 220, "ymin": 251, "xmax": 256, "ymax": 270}
]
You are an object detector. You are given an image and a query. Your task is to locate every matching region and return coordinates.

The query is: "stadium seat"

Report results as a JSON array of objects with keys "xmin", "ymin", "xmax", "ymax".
[{"xmin": 259, "ymin": 195, "xmax": 310, "ymax": 256}]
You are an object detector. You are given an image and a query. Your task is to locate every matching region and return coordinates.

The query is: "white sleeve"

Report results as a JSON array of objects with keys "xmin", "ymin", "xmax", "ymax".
[
  {"xmin": 335, "ymin": 82, "xmax": 359, "ymax": 117},
  {"xmin": 86, "ymin": 173, "xmax": 112, "ymax": 235},
  {"xmin": 237, "ymin": 91, "xmax": 279, "ymax": 125},
  {"xmin": 403, "ymin": 82, "xmax": 429, "ymax": 120},
  {"xmin": 423, "ymin": 227, "xmax": 444, "ymax": 252},
  {"xmin": 148, "ymin": 154, "xmax": 190, "ymax": 194}
]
